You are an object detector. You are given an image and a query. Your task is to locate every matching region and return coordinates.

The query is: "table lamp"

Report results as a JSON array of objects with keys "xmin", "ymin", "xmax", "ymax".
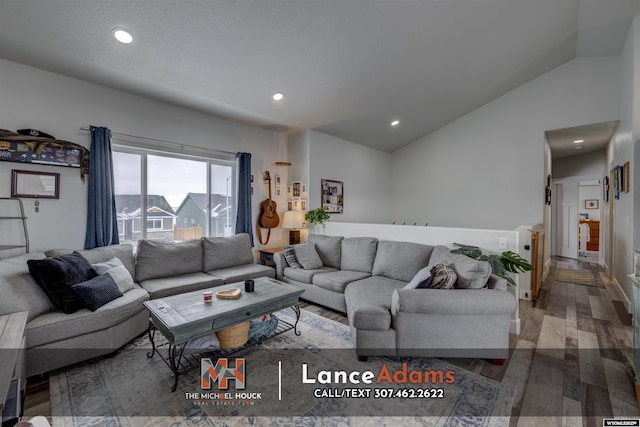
[{"xmin": 282, "ymin": 211, "xmax": 305, "ymax": 244}]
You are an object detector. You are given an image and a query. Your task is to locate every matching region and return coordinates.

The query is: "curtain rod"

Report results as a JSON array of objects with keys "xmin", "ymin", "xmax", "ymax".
[{"xmin": 80, "ymin": 126, "xmax": 236, "ymax": 157}]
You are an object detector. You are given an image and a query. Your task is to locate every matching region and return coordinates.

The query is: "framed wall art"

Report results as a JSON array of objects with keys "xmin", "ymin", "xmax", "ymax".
[
  {"xmin": 584, "ymin": 199, "xmax": 598, "ymax": 209},
  {"xmin": 321, "ymin": 179, "xmax": 344, "ymax": 214},
  {"xmin": 11, "ymin": 169, "xmax": 60, "ymax": 199}
]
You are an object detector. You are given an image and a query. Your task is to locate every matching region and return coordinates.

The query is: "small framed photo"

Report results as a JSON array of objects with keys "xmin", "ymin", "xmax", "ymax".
[
  {"xmin": 274, "ymin": 174, "xmax": 281, "ymax": 188},
  {"xmin": 287, "ymin": 201, "xmax": 293, "ymax": 211},
  {"xmin": 300, "ymin": 199, "xmax": 307, "ymax": 211},
  {"xmin": 292, "ymin": 181, "xmax": 301, "ymax": 197},
  {"xmin": 251, "ymin": 186, "xmax": 254, "ymax": 196},
  {"xmin": 276, "ymin": 188, "xmax": 281, "ymax": 197},
  {"xmin": 250, "ymin": 174, "xmax": 254, "ymax": 183},
  {"xmin": 293, "ymin": 199, "xmax": 300, "ymax": 210},
  {"xmin": 11, "ymin": 169, "xmax": 60, "ymax": 199},
  {"xmin": 302, "ymin": 183, "xmax": 307, "ymax": 194},
  {"xmin": 584, "ymin": 199, "xmax": 598, "ymax": 209},
  {"xmin": 287, "ymin": 186, "xmax": 292, "ymax": 196},
  {"xmin": 635, "ymin": 249, "xmax": 640, "ymax": 277}
]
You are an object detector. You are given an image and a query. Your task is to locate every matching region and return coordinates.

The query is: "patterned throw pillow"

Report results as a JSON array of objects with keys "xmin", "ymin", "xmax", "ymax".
[
  {"xmin": 282, "ymin": 245, "xmax": 302, "ymax": 269},
  {"xmin": 424, "ymin": 261, "xmax": 457, "ymax": 289},
  {"xmin": 71, "ymin": 274, "xmax": 123, "ymax": 311}
]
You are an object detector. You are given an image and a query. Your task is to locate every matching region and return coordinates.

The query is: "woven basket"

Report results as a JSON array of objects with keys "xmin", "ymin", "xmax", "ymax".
[{"xmin": 216, "ymin": 321, "xmax": 250, "ymax": 348}]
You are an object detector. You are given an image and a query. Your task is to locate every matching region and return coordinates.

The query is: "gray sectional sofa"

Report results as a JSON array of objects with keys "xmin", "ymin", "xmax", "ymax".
[
  {"xmin": 0, "ymin": 233, "xmax": 274, "ymax": 377},
  {"xmin": 274, "ymin": 234, "xmax": 517, "ymax": 361}
]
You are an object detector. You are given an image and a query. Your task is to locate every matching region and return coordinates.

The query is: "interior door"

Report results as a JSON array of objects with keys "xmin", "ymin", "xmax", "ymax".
[{"xmin": 556, "ymin": 182, "xmax": 578, "ymax": 259}]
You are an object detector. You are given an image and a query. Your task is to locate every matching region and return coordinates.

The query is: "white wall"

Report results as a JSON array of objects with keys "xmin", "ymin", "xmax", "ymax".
[
  {"xmin": 0, "ymin": 58, "xmax": 291, "ymax": 254},
  {"xmin": 390, "ymin": 57, "xmax": 620, "ymax": 230},
  {"xmin": 606, "ymin": 18, "xmax": 638, "ymax": 311},
  {"xmin": 307, "ymin": 130, "xmax": 392, "ymax": 224},
  {"xmin": 552, "ymin": 150, "xmax": 607, "ymax": 179}
]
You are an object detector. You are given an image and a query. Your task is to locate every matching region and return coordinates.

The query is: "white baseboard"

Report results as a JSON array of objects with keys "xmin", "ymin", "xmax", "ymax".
[
  {"xmin": 612, "ymin": 276, "xmax": 633, "ymax": 314},
  {"xmin": 510, "ymin": 318, "xmax": 520, "ymax": 335}
]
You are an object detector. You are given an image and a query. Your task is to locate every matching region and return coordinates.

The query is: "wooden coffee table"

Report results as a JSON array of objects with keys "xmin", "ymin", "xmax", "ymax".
[{"xmin": 143, "ymin": 277, "xmax": 304, "ymax": 391}]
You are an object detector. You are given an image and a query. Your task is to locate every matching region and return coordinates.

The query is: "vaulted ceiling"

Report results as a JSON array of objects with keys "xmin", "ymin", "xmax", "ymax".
[{"xmin": 0, "ymin": 0, "xmax": 638, "ymax": 152}]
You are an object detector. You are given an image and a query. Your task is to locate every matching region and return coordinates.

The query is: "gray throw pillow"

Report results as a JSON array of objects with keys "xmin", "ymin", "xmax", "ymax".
[
  {"xmin": 92, "ymin": 257, "xmax": 135, "ymax": 293},
  {"xmin": 404, "ymin": 265, "xmax": 433, "ymax": 289},
  {"xmin": 293, "ymin": 242, "xmax": 324, "ymax": 270},
  {"xmin": 282, "ymin": 245, "xmax": 303, "ymax": 269},
  {"xmin": 92, "ymin": 256, "xmax": 124, "ymax": 275},
  {"xmin": 307, "ymin": 234, "xmax": 343, "ymax": 269},
  {"xmin": 426, "ymin": 261, "xmax": 457, "ymax": 289}
]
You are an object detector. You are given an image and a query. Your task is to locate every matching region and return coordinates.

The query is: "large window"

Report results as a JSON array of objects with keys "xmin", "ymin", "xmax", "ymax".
[{"xmin": 112, "ymin": 146, "xmax": 235, "ymax": 244}]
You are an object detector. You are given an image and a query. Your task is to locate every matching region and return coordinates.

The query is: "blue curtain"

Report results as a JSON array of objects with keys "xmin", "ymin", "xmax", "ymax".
[
  {"xmin": 235, "ymin": 152, "xmax": 254, "ymax": 246},
  {"xmin": 84, "ymin": 126, "xmax": 119, "ymax": 249}
]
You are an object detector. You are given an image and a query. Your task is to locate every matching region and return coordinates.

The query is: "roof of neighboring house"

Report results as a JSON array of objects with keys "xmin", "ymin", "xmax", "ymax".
[
  {"xmin": 176, "ymin": 193, "xmax": 231, "ymax": 218},
  {"xmin": 115, "ymin": 195, "xmax": 176, "ymax": 218}
]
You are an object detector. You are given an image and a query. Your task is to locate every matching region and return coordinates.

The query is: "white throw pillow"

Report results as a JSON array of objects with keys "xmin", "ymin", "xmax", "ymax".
[{"xmin": 404, "ymin": 264, "xmax": 433, "ymax": 289}]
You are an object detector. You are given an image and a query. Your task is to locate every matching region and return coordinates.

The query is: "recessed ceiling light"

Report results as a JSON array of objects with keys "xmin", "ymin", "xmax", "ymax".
[
  {"xmin": 272, "ymin": 92, "xmax": 284, "ymax": 101},
  {"xmin": 391, "ymin": 120, "xmax": 400, "ymax": 127},
  {"xmin": 112, "ymin": 28, "xmax": 133, "ymax": 44},
  {"xmin": 573, "ymin": 139, "xmax": 584, "ymax": 144}
]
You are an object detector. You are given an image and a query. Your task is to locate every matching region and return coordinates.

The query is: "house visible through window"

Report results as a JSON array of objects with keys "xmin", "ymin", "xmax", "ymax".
[{"xmin": 112, "ymin": 145, "xmax": 235, "ymax": 244}]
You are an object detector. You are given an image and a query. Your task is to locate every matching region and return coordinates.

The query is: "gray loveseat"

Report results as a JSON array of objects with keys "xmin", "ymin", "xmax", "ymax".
[
  {"xmin": 274, "ymin": 234, "xmax": 516, "ymax": 361},
  {"xmin": 0, "ymin": 233, "xmax": 273, "ymax": 377}
]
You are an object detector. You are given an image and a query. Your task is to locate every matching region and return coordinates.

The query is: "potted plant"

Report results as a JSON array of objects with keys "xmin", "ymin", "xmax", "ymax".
[
  {"xmin": 304, "ymin": 208, "xmax": 330, "ymax": 233},
  {"xmin": 450, "ymin": 243, "xmax": 533, "ymax": 287}
]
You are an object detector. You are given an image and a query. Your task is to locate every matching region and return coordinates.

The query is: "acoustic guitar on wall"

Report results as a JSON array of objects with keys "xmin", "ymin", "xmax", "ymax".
[{"xmin": 257, "ymin": 171, "xmax": 279, "ymax": 243}]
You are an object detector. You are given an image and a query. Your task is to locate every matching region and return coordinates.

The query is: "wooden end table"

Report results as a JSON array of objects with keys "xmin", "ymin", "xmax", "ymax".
[{"xmin": 258, "ymin": 247, "xmax": 283, "ymax": 266}]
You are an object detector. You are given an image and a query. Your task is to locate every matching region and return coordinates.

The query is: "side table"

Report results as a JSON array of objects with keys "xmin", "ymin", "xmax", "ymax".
[
  {"xmin": 0, "ymin": 311, "xmax": 28, "ymax": 427},
  {"xmin": 258, "ymin": 247, "xmax": 283, "ymax": 266}
]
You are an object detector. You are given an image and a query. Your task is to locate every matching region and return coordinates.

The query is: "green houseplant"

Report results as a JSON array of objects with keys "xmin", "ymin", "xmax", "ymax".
[
  {"xmin": 304, "ymin": 207, "xmax": 330, "ymax": 231},
  {"xmin": 450, "ymin": 243, "xmax": 533, "ymax": 287}
]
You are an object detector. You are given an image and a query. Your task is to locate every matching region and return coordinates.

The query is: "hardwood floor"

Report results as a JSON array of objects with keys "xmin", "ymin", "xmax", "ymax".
[{"xmin": 22, "ymin": 257, "xmax": 639, "ymax": 426}]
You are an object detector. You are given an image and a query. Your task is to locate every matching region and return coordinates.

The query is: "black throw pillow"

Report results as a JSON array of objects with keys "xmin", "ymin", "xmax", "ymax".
[
  {"xmin": 27, "ymin": 251, "xmax": 97, "ymax": 314},
  {"xmin": 71, "ymin": 274, "xmax": 123, "ymax": 311}
]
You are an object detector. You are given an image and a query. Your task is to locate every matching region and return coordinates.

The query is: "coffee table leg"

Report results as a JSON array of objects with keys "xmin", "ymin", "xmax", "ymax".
[
  {"xmin": 147, "ymin": 323, "xmax": 157, "ymax": 358},
  {"xmin": 168, "ymin": 344, "xmax": 187, "ymax": 392},
  {"xmin": 292, "ymin": 305, "xmax": 301, "ymax": 336}
]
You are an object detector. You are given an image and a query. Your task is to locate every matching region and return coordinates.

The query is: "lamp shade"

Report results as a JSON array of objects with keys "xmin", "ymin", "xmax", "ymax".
[{"xmin": 282, "ymin": 211, "xmax": 305, "ymax": 229}]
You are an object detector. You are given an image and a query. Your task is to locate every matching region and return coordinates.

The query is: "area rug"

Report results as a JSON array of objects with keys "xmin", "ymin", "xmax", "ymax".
[
  {"xmin": 555, "ymin": 269, "xmax": 597, "ymax": 286},
  {"xmin": 49, "ymin": 308, "xmax": 513, "ymax": 427}
]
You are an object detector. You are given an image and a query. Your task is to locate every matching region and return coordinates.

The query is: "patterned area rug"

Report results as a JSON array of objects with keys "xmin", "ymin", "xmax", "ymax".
[
  {"xmin": 49, "ymin": 308, "xmax": 513, "ymax": 426},
  {"xmin": 555, "ymin": 269, "xmax": 597, "ymax": 286}
]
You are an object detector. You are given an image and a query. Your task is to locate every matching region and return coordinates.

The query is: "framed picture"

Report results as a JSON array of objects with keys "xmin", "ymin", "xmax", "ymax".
[
  {"xmin": 293, "ymin": 199, "xmax": 300, "ymax": 210},
  {"xmin": 321, "ymin": 179, "xmax": 344, "ymax": 214},
  {"xmin": 274, "ymin": 174, "xmax": 281, "ymax": 188},
  {"xmin": 300, "ymin": 199, "xmax": 307, "ymax": 211},
  {"xmin": 585, "ymin": 199, "xmax": 598, "ymax": 209},
  {"xmin": 287, "ymin": 201, "xmax": 293, "ymax": 211},
  {"xmin": 614, "ymin": 166, "xmax": 620, "ymax": 200},
  {"xmin": 292, "ymin": 181, "xmax": 301, "ymax": 197},
  {"xmin": 276, "ymin": 187, "xmax": 281, "ymax": 197},
  {"xmin": 302, "ymin": 183, "xmax": 307, "ymax": 194},
  {"xmin": 11, "ymin": 169, "xmax": 60, "ymax": 199},
  {"xmin": 287, "ymin": 185, "xmax": 292, "ymax": 196},
  {"xmin": 634, "ymin": 249, "xmax": 640, "ymax": 277},
  {"xmin": 250, "ymin": 174, "xmax": 254, "ymax": 183},
  {"xmin": 623, "ymin": 161, "xmax": 630, "ymax": 193},
  {"xmin": 603, "ymin": 176, "xmax": 609, "ymax": 203}
]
